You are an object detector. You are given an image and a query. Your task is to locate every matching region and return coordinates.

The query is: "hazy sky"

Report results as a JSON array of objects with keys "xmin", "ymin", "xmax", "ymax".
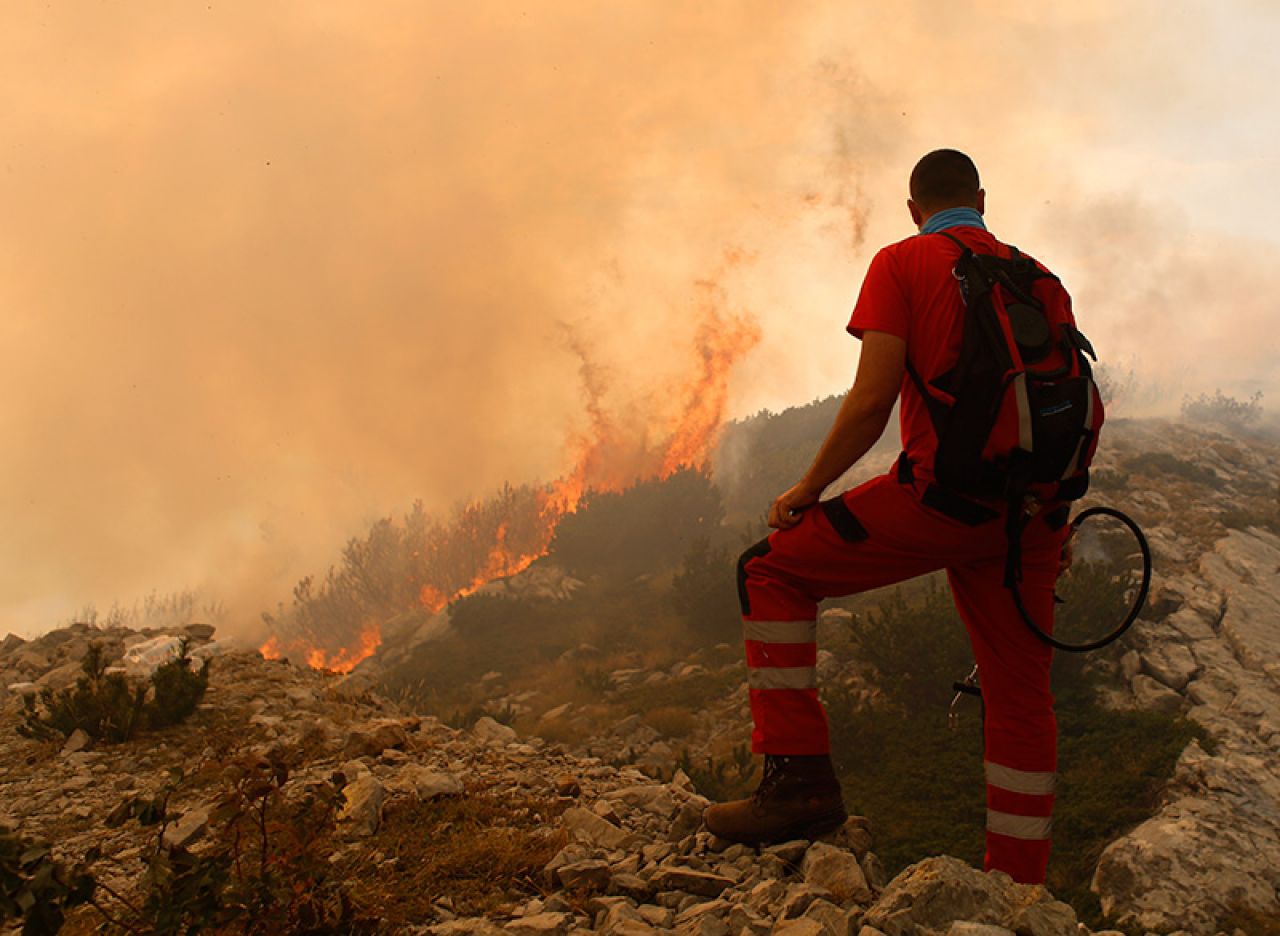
[{"xmin": 2, "ymin": 2, "xmax": 1277, "ymax": 637}]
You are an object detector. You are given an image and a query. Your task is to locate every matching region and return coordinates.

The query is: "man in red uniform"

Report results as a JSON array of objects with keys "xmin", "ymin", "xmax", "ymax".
[{"xmin": 704, "ymin": 150, "xmax": 1069, "ymax": 885}]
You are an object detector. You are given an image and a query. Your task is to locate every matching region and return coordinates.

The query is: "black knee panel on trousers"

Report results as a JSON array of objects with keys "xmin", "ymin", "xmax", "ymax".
[{"xmin": 736, "ymin": 538, "xmax": 772, "ymax": 616}]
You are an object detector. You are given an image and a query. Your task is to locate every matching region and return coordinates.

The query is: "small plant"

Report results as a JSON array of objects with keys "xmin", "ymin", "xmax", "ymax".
[
  {"xmin": 18, "ymin": 641, "xmax": 210, "ymax": 744},
  {"xmin": 1181, "ymin": 389, "xmax": 1264, "ymax": 428},
  {"xmin": 96, "ymin": 756, "xmax": 361, "ymax": 934},
  {"xmin": 147, "ymin": 646, "xmax": 211, "ymax": 730},
  {"xmin": 671, "ymin": 745, "xmax": 757, "ymax": 802},
  {"xmin": 574, "ymin": 668, "xmax": 614, "ymax": 695},
  {"xmin": 0, "ymin": 828, "xmax": 96, "ymax": 935}
]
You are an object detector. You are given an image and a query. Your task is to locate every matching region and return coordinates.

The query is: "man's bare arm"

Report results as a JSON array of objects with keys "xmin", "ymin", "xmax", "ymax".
[{"xmin": 767, "ymin": 330, "xmax": 907, "ymax": 530}]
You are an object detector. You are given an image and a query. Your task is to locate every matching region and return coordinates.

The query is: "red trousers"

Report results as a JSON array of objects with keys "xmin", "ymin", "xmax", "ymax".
[{"xmin": 736, "ymin": 466, "xmax": 1067, "ymax": 884}]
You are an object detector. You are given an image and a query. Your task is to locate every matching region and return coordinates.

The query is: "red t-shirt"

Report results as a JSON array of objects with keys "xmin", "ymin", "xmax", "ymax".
[{"xmin": 848, "ymin": 226, "xmax": 1065, "ymax": 483}]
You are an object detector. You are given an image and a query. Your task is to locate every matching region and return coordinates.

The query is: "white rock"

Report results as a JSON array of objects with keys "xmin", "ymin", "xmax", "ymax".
[
  {"xmin": 60, "ymin": 728, "xmax": 91, "ymax": 756},
  {"xmin": 1130, "ymin": 674, "xmax": 1183, "ymax": 714},
  {"xmin": 562, "ymin": 807, "xmax": 641, "ymax": 850},
  {"xmin": 162, "ymin": 806, "xmax": 210, "ymax": 850},
  {"xmin": 605, "ymin": 784, "xmax": 677, "ymax": 818},
  {"xmin": 473, "ymin": 716, "xmax": 518, "ymax": 746},
  {"xmin": 801, "ymin": 842, "xmax": 872, "ymax": 905},
  {"xmin": 773, "ymin": 920, "xmax": 826, "ymax": 936},
  {"xmin": 504, "ymin": 912, "xmax": 571, "ymax": 936},
  {"xmin": 337, "ymin": 774, "xmax": 384, "ymax": 836},
  {"xmin": 402, "ymin": 765, "xmax": 464, "ymax": 801},
  {"xmin": 1140, "ymin": 642, "xmax": 1199, "ymax": 691}
]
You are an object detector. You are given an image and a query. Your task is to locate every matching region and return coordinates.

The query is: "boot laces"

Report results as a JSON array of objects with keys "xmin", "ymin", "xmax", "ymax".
[{"xmin": 752, "ymin": 755, "xmax": 789, "ymax": 804}]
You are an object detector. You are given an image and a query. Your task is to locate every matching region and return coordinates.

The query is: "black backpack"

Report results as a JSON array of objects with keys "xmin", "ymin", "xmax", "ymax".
[{"xmin": 908, "ymin": 231, "xmax": 1104, "ymax": 585}]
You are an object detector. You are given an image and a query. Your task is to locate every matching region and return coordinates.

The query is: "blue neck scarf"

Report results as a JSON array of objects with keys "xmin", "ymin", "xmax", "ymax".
[{"xmin": 919, "ymin": 206, "xmax": 987, "ymax": 236}]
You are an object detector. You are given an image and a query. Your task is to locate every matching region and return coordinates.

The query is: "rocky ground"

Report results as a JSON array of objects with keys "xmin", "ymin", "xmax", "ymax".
[
  {"xmin": 2, "ymin": 626, "xmax": 1092, "ymax": 936},
  {"xmin": 1063, "ymin": 421, "xmax": 1280, "ymax": 934}
]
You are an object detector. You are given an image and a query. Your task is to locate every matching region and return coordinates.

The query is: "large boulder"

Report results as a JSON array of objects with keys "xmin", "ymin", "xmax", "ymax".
[{"xmin": 862, "ymin": 857, "xmax": 1075, "ymax": 936}]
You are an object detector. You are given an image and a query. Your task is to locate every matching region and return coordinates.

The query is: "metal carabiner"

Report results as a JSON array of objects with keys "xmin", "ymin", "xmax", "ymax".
[{"xmin": 948, "ymin": 663, "xmax": 981, "ymax": 731}]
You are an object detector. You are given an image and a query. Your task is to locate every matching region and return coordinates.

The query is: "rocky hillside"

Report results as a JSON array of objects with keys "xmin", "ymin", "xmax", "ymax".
[
  {"xmin": 3, "ymin": 628, "xmax": 1106, "ymax": 936},
  {"xmin": 1083, "ymin": 439, "xmax": 1280, "ymax": 933}
]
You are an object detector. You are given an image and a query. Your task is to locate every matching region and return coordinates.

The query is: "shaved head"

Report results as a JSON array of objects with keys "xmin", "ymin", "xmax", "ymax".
[{"xmin": 909, "ymin": 149, "xmax": 981, "ymax": 211}]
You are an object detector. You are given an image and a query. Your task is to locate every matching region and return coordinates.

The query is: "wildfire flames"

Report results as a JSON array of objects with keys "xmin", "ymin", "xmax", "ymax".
[{"xmin": 260, "ymin": 292, "xmax": 760, "ymax": 673}]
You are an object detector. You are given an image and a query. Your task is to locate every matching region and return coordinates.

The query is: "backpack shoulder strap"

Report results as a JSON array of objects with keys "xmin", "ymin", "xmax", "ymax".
[{"xmin": 935, "ymin": 230, "xmax": 972, "ymax": 253}]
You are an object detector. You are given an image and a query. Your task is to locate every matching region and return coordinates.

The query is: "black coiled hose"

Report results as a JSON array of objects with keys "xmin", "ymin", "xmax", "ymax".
[{"xmin": 1010, "ymin": 506, "xmax": 1153, "ymax": 653}]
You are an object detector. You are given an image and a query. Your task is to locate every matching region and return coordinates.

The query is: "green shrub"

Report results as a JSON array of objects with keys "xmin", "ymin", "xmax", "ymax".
[
  {"xmin": 19, "ymin": 644, "xmax": 147, "ymax": 743},
  {"xmin": 18, "ymin": 642, "xmax": 209, "ymax": 744},
  {"xmin": 1181, "ymin": 389, "xmax": 1264, "ymax": 428},
  {"xmin": 669, "ymin": 537, "xmax": 741, "ymax": 642},
  {"xmin": 671, "ymin": 743, "xmax": 757, "ymax": 802},
  {"xmin": 1122, "ymin": 451, "xmax": 1218, "ymax": 486},
  {"xmin": 847, "ymin": 583, "xmax": 973, "ymax": 713},
  {"xmin": 550, "ymin": 468, "xmax": 726, "ymax": 580},
  {"xmin": 146, "ymin": 649, "xmax": 212, "ymax": 730}
]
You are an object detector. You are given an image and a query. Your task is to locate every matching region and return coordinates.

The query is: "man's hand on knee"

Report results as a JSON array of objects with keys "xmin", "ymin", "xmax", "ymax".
[{"xmin": 769, "ymin": 482, "xmax": 821, "ymax": 530}]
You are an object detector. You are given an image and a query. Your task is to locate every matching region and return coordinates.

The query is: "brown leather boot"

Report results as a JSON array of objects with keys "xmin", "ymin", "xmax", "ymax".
[{"xmin": 703, "ymin": 754, "xmax": 847, "ymax": 845}]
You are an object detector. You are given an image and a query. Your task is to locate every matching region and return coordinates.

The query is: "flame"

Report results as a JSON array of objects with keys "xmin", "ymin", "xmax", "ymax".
[
  {"xmin": 263, "ymin": 270, "xmax": 760, "ymax": 669},
  {"xmin": 418, "ymin": 521, "xmax": 549, "ymax": 614},
  {"xmin": 661, "ymin": 283, "xmax": 761, "ymax": 475},
  {"xmin": 258, "ymin": 619, "xmax": 381, "ymax": 674}
]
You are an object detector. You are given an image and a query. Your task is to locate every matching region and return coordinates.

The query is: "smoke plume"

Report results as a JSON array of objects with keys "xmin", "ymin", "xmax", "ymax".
[{"xmin": 1, "ymin": 2, "xmax": 1276, "ymax": 636}]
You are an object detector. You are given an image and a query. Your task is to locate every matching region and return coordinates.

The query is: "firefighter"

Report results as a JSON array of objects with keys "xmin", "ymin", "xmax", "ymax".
[{"xmin": 704, "ymin": 150, "xmax": 1070, "ymax": 886}]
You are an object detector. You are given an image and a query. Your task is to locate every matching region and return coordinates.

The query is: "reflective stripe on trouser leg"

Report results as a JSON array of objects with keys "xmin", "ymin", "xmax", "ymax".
[
  {"xmin": 947, "ymin": 524, "xmax": 1064, "ymax": 888},
  {"xmin": 984, "ymin": 763, "xmax": 1056, "ymax": 884},
  {"xmin": 744, "ymin": 619, "xmax": 826, "ymax": 755}
]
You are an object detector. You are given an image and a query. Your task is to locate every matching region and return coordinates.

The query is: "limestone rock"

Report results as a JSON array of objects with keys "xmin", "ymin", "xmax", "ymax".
[
  {"xmin": 504, "ymin": 912, "xmax": 571, "ymax": 936},
  {"xmin": 772, "ymin": 919, "xmax": 826, "ymax": 936},
  {"xmin": 763, "ymin": 840, "xmax": 811, "ymax": 866},
  {"xmin": 337, "ymin": 774, "xmax": 384, "ymax": 836},
  {"xmin": 605, "ymin": 783, "xmax": 677, "ymax": 818},
  {"xmin": 343, "ymin": 720, "xmax": 409, "ymax": 758},
  {"xmin": 401, "ymin": 765, "xmax": 464, "ymax": 801},
  {"xmin": 162, "ymin": 806, "xmax": 210, "ymax": 850},
  {"xmin": 801, "ymin": 842, "xmax": 872, "ymax": 905},
  {"xmin": 1140, "ymin": 642, "xmax": 1199, "ymax": 692},
  {"xmin": 801, "ymin": 897, "xmax": 853, "ymax": 936},
  {"xmin": 1131, "ymin": 674, "xmax": 1184, "ymax": 714},
  {"xmin": 862, "ymin": 857, "xmax": 1075, "ymax": 936},
  {"xmin": 946, "ymin": 925, "xmax": 1014, "ymax": 936},
  {"xmin": 556, "ymin": 858, "xmax": 612, "ymax": 891},
  {"xmin": 431, "ymin": 920, "xmax": 508, "ymax": 936},
  {"xmin": 650, "ymin": 865, "xmax": 735, "ymax": 898},
  {"xmin": 562, "ymin": 807, "xmax": 642, "ymax": 850},
  {"xmin": 473, "ymin": 716, "xmax": 518, "ymax": 746},
  {"xmin": 60, "ymin": 728, "xmax": 91, "ymax": 756}
]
